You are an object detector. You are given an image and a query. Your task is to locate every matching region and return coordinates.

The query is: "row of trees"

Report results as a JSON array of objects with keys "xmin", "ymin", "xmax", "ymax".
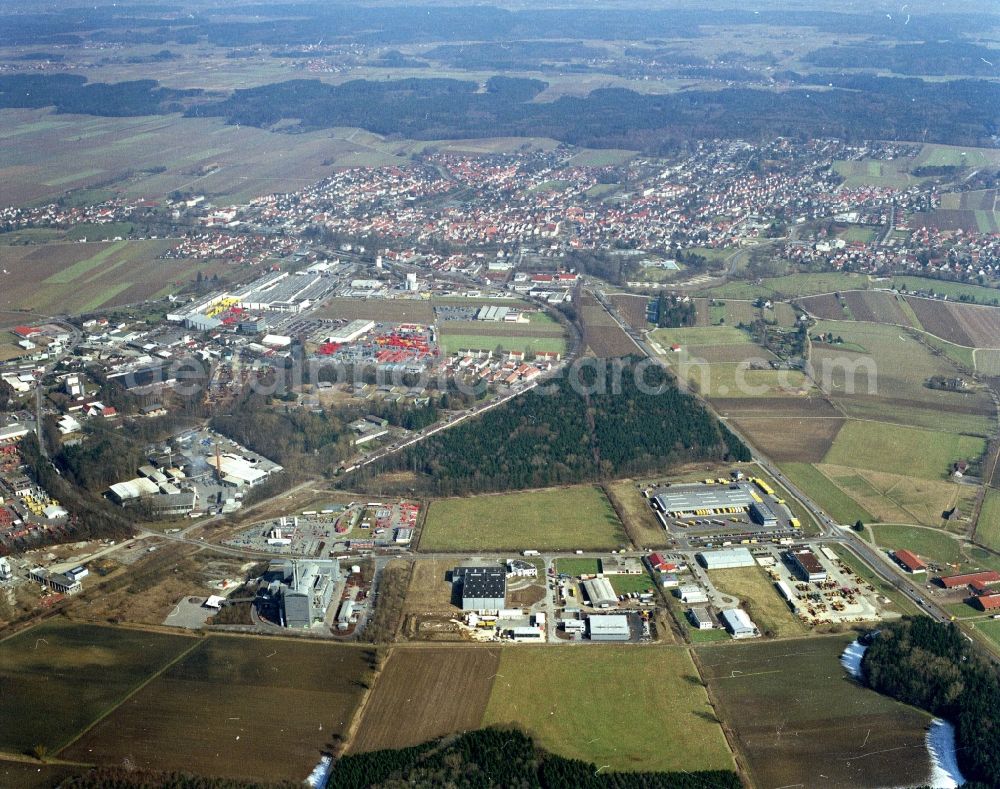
[{"xmin": 862, "ymin": 616, "xmax": 1000, "ymax": 786}]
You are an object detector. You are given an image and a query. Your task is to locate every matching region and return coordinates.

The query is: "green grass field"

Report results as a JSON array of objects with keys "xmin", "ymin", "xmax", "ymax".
[
  {"xmin": 869, "ymin": 523, "xmax": 964, "ymax": 567},
  {"xmin": 421, "ymin": 486, "xmax": 628, "ymax": 551},
  {"xmin": 567, "ymin": 148, "xmax": 637, "ymax": 167},
  {"xmin": 652, "ymin": 325, "xmax": 751, "ymax": 347},
  {"xmin": 823, "ymin": 421, "xmax": 985, "ymax": 480},
  {"xmin": 437, "ymin": 333, "xmax": 566, "ymax": 355},
  {"xmin": 918, "ymin": 143, "xmax": 1000, "ymax": 169},
  {"xmin": 698, "ymin": 272, "xmax": 873, "ymax": 300},
  {"xmin": 0, "ymin": 621, "xmax": 196, "ymax": 754},
  {"xmin": 832, "ymin": 159, "xmax": 913, "ymax": 189},
  {"xmin": 554, "ymin": 557, "xmax": 601, "ymax": 576},
  {"xmin": 894, "ymin": 277, "xmax": 1000, "ymax": 305},
  {"xmin": 975, "ymin": 349, "xmax": 1000, "ymax": 376},
  {"xmin": 973, "ymin": 619, "xmax": 1000, "ymax": 652},
  {"xmin": 697, "ymin": 636, "xmax": 931, "ymax": 789},
  {"xmin": 815, "ymin": 464, "xmax": 972, "ymax": 528},
  {"xmin": 607, "ymin": 573, "xmax": 657, "ymax": 595},
  {"xmin": 918, "ymin": 331, "xmax": 976, "ymax": 368},
  {"xmin": 976, "ymin": 489, "xmax": 1000, "ymax": 552},
  {"xmin": 687, "ymin": 626, "xmax": 731, "ymax": 643},
  {"xmin": 840, "ymin": 226, "xmax": 879, "ymax": 243},
  {"xmin": 779, "ymin": 462, "xmax": 872, "ymax": 525},
  {"xmin": 681, "ymin": 362, "xmax": 812, "ymax": 398},
  {"xmin": 483, "ymin": 646, "xmax": 735, "ymax": 773}
]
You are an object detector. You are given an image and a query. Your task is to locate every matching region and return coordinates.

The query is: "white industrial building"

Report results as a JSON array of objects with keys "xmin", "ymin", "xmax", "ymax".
[
  {"xmin": 327, "ymin": 320, "xmax": 375, "ymax": 344},
  {"xmin": 587, "ymin": 614, "xmax": 631, "ymax": 641},
  {"xmin": 652, "ymin": 483, "xmax": 755, "ymax": 517},
  {"xmin": 108, "ymin": 476, "xmax": 161, "ymax": 504},
  {"xmin": 749, "ymin": 501, "xmax": 779, "ymax": 527},
  {"xmin": 600, "ymin": 556, "xmax": 643, "ymax": 575},
  {"xmin": 476, "ymin": 305, "xmax": 510, "ymax": 322},
  {"xmin": 582, "ymin": 577, "xmax": 618, "ymax": 608},
  {"xmin": 506, "ymin": 559, "xmax": 538, "ymax": 577},
  {"xmin": 273, "ymin": 559, "xmax": 340, "ymax": 628},
  {"xmin": 0, "ymin": 423, "xmax": 30, "ymax": 443},
  {"xmin": 216, "ymin": 453, "xmax": 282, "ymax": 488},
  {"xmin": 676, "ymin": 584, "xmax": 709, "ymax": 604},
  {"xmin": 688, "ymin": 607, "xmax": 714, "ymax": 630},
  {"xmin": 720, "ymin": 608, "xmax": 759, "ymax": 639},
  {"xmin": 697, "ymin": 547, "xmax": 756, "ymax": 570},
  {"xmin": 29, "ymin": 567, "xmax": 82, "ymax": 595}
]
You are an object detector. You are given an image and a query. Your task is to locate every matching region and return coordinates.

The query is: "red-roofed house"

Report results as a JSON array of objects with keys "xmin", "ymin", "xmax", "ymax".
[
  {"xmin": 937, "ymin": 571, "xmax": 1000, "ymax": 589},
  {"xmin": 892, "ymin": 549, "xmax": 927, "ymax": 574},
  {"xmin": 976, "ymin": 594, "xmax": 1000, "ymax": 612},
  {"xmin": 12, "ymin": 326, "xmax": 40, "ymax": 338}
]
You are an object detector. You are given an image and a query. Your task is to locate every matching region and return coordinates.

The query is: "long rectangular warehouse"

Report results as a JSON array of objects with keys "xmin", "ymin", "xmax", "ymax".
[
  {"xmin": 588, "ymin": 614, "xmax": 631, "ymax": 641},
  {"xmin": 652, "ymin": 483, "xmax": 755, "ymax": 517},
  {"xmin": 582, "ymin": 577, "xmax": 619, "ymax": 608},
  {"xmin": 697, "ymin": 547, "xmax": 756, "ymax": 570}
]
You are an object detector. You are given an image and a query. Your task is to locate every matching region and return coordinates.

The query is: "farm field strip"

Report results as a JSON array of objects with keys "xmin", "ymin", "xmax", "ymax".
[
  {"xmin": 349, "ymin": 647, "xmax": 500, "ymax": 753},
  {"xmin": 975, "ymin": 489, "xmax": 1000, "ymax": 552},
  {"xmin": 779, "ymin": 461, "xmax": 873, "ymax": 524},
  {"xmin": 483, "ymin": 646, "xmax": 735, "ymax": 773},
  {"xmin": 314, "ymin": 297, "xmax": 436, "ymax": 323},
  {"xmin": 697, "ymin": 636, "xmax": 932, "ymax": 789},
  {"xmin": 652, "ymin": 325, "xmax": 752, "ymax": 347},
  {"xmin": 823, "ymin": 420, "xmax": 985, "ymax": 481},
  {"xmin": 61, "ymin": 635, "xmax": 372, "ymax": 782},
  {"xmin": 906, "ymin": 296, "xmax": 1000, "ymax": 348},
  {"xmin": 0, "ymin": 621, "xmax": 197, "ymax": 755},
  {"xmin": 421, "ymin": 486, "xmax": 628, "ymax": 551},
  {"xmin": 437, "ymin": 320, "xmax": 565, "ymax": 337},
  {"xmin": 816, "ymin": 463, "xmax": 974, "ymax": 528},
  {"xmin": 731, "ymin": 415, "xmax": 844, "ymax": 463}
]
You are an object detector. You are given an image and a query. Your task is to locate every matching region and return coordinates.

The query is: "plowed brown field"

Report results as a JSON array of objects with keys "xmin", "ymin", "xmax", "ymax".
[
  {"xmin": 906, "ymin": 297, "xmax": 1000, "ymax": 347},
  {"xmin": 349, "ymin": 647, "xmax": 500, "ymax": 753}
]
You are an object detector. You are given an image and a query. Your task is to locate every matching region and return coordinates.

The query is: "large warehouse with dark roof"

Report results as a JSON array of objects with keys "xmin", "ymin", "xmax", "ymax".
[{"xmin": 454, "ymin": 566, "xmax": 507, "ymax": 611}]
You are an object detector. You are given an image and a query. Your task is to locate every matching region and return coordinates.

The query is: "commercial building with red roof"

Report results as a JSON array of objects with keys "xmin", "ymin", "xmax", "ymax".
[
  {"xmin": 892, "ymin": 549, "xmax": 927, "ymax": 574},
  {"xmin": 975, "ymin": 594, "xmax": 1000, "ymax": 612},
  {"xmin": 937, "ymin": 570, "xmax": 1000, "ymax": 589}
]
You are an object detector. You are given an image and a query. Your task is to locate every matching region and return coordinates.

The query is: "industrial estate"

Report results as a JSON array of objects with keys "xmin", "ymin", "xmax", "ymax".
[{"xmin": 1, "ymin": 1, "xmax": 1000, "ymax": 788}]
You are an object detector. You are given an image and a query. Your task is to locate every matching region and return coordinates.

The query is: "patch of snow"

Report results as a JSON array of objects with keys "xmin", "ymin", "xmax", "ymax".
[
  {"xmin": 305, "ymin": 755, "xmax": 333, "ymax": 789},
  {"xmin": 840, "ymin": 639, "xmax": 867, "ymax": 678},
  {"xmin": 925, "ymin": 719, "xmax": 965, "ymax": 789},
  {"xmin": 841, "ymin": 640, "xmax": 965, "ymax": 789}
]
